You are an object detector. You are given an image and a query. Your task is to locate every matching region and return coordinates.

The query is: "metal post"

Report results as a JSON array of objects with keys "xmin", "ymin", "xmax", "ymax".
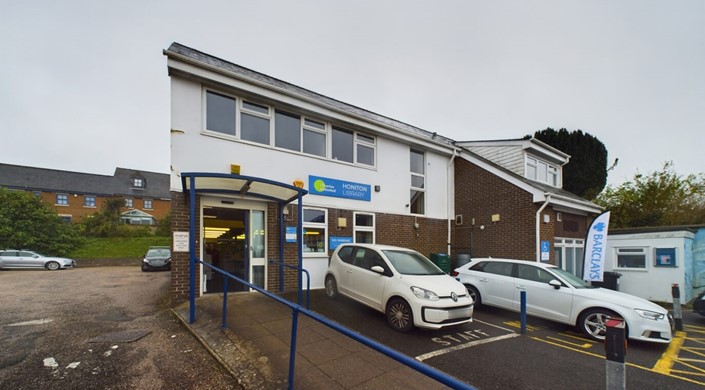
[
  {"xmin": 279, "ymin": 201, "xmax": 285, "ymax": 292},
  {"xmin": 188, "ymin": 176, "xmax": 197, "ymax": 324},
  {"xmin": 288, "ymin": 307, "xmax": 300, "ymax": 390},
  {"xmin": 222, "ymin": 278, "xmax": 229, "ymax": 329},
  {"xmin": 520, "ymin": 290, "xmax": 527, "ymax": 334},
  {"xmin": 605, "ymin": 318, "xmax": 626, "ymax": 390},
  {"xmin": 672, "ymin": 284, "xmax": 683, "ymax": 331}
]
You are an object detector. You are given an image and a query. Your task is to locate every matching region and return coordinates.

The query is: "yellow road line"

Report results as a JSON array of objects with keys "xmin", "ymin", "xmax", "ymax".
[
  {"xmin": 559, "ymin": 332, "xmax": 594, "ymax": 343},
  {"xmin": 533, "ymin": 333, "xmax": 705, "ymax": 387},
  {"xmin": 653, "ymin": 331, "xmax": 686, "ymax": 374},
  {"xmin": 546, "ymin": 336, "xmax": 593, "ymax": 349},
  {"xmin": 503, "ymin": 321, "xmax": 539, "ymax": 331},
  {"xmin": 681, "ymin": 346, "xmax": 705, "ymax": 359}
]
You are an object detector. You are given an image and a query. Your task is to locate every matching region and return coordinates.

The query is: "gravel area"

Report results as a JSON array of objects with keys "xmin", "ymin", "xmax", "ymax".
[{"xmin": 0, "ymin": 267, "xmax": 241, "ymax": 390}]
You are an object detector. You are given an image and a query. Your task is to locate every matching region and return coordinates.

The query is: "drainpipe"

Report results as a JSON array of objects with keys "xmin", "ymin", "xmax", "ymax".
[
  {"xmin": 447, "ymin": 148, "xmax": 458, "ymax": 255},
  {"xmin": 535, "ymin": 194, "xmax": 551, "ymax": 262}
]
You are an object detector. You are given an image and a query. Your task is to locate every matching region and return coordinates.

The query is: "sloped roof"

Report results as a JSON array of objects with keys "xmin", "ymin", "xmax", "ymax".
[{"xmin": 0, "ymin": 163, "xmax": 170, "ymax": 199}]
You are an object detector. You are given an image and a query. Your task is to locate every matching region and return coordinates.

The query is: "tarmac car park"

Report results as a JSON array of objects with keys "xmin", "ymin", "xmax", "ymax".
[{"xmin": 303, "ymin": 288, "xmax": 705, "ymax": 389}]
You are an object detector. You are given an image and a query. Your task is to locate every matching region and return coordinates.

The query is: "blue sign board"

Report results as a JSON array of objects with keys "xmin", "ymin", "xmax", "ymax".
[
  {"xmin": 330, "ymin": 236, "xmax": 353, "ymax": 250},
  {"xmin": 285, "ymin": 226, "xmax": 297, "ymax": 243},
  {"xmin": 309, "ymin": 175, "xmax": 371, "ymax": 201},
  {"xmin": 540, "ymin": 240, "xmax": 551, "ymax": 262}
]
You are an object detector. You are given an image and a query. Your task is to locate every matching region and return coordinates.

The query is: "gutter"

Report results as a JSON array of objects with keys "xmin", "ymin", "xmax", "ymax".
[{"xmin": 535, "ymin": 194, "xmax": 551, "ymax": 262}]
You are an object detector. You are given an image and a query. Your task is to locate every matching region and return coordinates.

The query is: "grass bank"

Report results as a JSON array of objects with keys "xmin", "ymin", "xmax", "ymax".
[{"xmin": 69, "ymin": 236, "xmax": 172, "ymax": 259}]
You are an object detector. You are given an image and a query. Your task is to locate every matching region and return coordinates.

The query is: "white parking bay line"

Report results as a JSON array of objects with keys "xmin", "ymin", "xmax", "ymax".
[
  {"xmin": 7, "ymin": 318, "xmax": 54, "ymax": 327},
  {"xmin": 415, "ymin": 333, "xmax": 520, "ymax": 362}
]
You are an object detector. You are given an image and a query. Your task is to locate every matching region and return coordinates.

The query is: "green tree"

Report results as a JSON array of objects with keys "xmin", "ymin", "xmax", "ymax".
[
  {"xmin": 0, "ymin": 188, "xmax": 83, "ymax": 256},
  {"xmin": 533, "ymin": 128, "xmax": 609, "ymax": 199},
  {"xmin": 595, "ymin": 162, "xmax": 705, "ymax": 228},
  {"xmin": 81, "ymin": 197, "xmax": 124, "ymax": 237}
]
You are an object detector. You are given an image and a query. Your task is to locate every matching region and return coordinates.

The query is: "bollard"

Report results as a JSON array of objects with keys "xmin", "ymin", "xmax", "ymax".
[
  {"xmin": 520, "ymin": 290, "xmax": 527, "ymax": 334},
  {"xmin": 605, "ymin": 317, "xmax": 626, "ymax": 390},
  {"xmin": 672, "ymin": 283, "xmax": 683, "ymax": 332}
]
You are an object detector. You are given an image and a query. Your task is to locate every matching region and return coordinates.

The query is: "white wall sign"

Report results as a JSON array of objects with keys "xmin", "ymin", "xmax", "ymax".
[{"xmin": 173, "ymin": 231, "xmax": 190, "ymax": 252}]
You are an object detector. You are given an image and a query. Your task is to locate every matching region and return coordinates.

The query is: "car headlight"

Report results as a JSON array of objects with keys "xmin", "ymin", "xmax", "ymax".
[
  {"xmin": 411, "ymin": 286, "xmax": 439, "ymax": 301},
  {"xmin": 634, "ymin": 309, "xmax": 665, "ymax": 321}
]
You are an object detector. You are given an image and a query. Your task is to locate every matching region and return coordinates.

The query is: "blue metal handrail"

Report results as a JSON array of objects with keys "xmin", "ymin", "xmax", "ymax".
[
  {"xmin": 192, "ymin": 259, "xmax": 476, "ymax": 390},
  {"xmin": 267, "ymin": 260, "xmax": 310, "ymax": 309}
]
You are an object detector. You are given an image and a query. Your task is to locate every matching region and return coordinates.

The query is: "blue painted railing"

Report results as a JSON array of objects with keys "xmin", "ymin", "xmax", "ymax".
[
  {"xmin": 192, "ymin": 259, "xmax": 476, "ymax": 390},
  {"xmin": 267, "ymin": 260, "xmax": 310, "ymax": 309}
]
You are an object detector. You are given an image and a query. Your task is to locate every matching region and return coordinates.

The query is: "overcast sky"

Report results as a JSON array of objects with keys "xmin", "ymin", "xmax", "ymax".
[{"xmin": 2, "ymin": 1, "xmax": 703, "ymax": 186}]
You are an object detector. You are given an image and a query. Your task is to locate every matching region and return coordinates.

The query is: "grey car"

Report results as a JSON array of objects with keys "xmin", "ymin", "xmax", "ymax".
[
  {"xmin": 142, "ymin": 246, "xmax": 171, "ymax": 272},
  {"xmin": 0, "ymin": 250, "xmax": 77, "ymax": 270}
]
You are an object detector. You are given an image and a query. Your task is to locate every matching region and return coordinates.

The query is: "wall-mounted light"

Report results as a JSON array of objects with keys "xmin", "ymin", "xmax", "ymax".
[
  {"xmin": 374, "ymin": 185, "xmax": 381, "ymax": 192},
  {"xmin": 491, "ymin": 214, "xmax": 501, "ymax": 222}
]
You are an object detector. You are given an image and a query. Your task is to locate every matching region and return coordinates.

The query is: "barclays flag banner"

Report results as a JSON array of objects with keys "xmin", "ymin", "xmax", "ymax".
[
  {"xmin": 583, "ymin": 211, "xmax": 611, "ymax": 282},
  {"xmin": 308, "ymin": 175, "xmax": 371, "ymax": 201}
]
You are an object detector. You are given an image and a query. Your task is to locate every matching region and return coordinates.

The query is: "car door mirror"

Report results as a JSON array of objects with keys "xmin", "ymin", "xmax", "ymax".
[
  {"xmin": 371, "ymin": 265, "xmax": 385, "ymax": 274},
  {"xmin": 549, "ymin": 279, "xmax": 562, "ymax": 289}
]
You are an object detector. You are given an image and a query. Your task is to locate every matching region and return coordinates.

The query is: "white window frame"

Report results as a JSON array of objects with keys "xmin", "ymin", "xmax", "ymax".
[
  {"xmin": 132, "ymin": 178, "xmax": 144, "ymax": 188},
  {"xmin": 355, "ymin": 133, "xmax": 376, "ymax": 167},
  {"xmin": 302, "ymin": 117, "xmax": 327, "ymax": 157},
  {"xmin": 143, "ymin": 199, "xmax": 153, "ymax": 210},
  {"xmin": 240, "ymin": 100, "xmax": 272, "ymax": 145},
  {"xmin": 124, "ymin": 198, "xmax": 134, "ymax": 208},
  {"xmin": 203, "ymin": 88, "xmax": 376, "ymax": 168},
  {"xmin": 302, "ymin": 207, "xmax": 328, "ymax": 257},
  {"xmin": 353, "ymin": 212, "xmax": 375, "ymax": 244},
  {"xmin": 554, "ymin": 238, "xmax": 584, "ymax": 277},
  {"xmin": 614, "ymin": 247, "xmax": 648, "ymax": 270},
  {"xmin": 410, "ymin": 149, "xmax": 426, "ymax": 215},
  {"xmin": 526, "ymin": 156, "xmax": 561, "ymax": 187}
]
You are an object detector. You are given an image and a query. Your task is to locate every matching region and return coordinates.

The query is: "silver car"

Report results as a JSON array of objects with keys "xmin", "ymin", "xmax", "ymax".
[{"xmin": 0, "ymin": 250, "xmax": 77, "ymax": 270}]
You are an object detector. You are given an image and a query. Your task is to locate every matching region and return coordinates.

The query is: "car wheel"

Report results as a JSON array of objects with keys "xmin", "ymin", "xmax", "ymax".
[
  {"xmin": 324, "ymin": 275, "xmax": 338, "ymax": 299},
  {"xmin": 465, "ymin": 284, "xmax": 481, "ymax": 308},
  {"xmin": 578, "ymin": 308, "xmax": 620, "ymax": 341},
  {"xmin": 386, "ymin": 298, "xmax": 414, "ymax": 332},
  {"xmin": 46, "ymin": 261, "xmax": 60, "ymax": 271}
]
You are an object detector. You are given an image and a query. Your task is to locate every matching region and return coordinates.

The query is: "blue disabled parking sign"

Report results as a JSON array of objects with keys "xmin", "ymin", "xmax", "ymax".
[{"xmin": 540, "ymin": 241, "xmax": 550, "ymax": 262}]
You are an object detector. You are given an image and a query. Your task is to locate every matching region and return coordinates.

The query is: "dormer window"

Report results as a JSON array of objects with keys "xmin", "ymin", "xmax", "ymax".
[
  {"xmin": 132, "ymin": 177, "xmax": 144, "ymax": 188},
  {"xmin": 526, "ymin": 156, "xmax": 560, "ymax": 187}
]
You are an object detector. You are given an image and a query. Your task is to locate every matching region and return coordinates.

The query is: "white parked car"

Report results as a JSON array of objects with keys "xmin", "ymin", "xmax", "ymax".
[
  {"xmin": 325, "ymin": 244, "xmax": 473, "ymax": 332},
  {"xmin": 0, "ymin": 249, "xmax": 76, "ymax": 270},
  {"xmin": 452, "ymin": 258, "xmax": 672, "ymax": 343}
]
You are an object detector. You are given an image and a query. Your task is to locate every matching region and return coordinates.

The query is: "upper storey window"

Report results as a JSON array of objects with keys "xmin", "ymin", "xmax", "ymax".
[
  {"xmin": 204, "ymin": 89, "xmax": 375, "ymax": 168},
  {"xmin": 526, "ymin": 156, "xmax": 560, "ymax": 187}
]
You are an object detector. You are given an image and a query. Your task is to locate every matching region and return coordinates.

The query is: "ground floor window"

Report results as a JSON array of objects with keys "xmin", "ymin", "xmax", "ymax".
[
  {"xmin": 354, "ymin": 212, "xmax": 375, "ymax": 243},
  {"xmin": 615, "ymin": 247, "xmax": 647, "ymax": 269},
  {"xmin": 303, "ymin": 207, "xmax": 327, "ymax": 254},
  {"xmin": 554, "ymin": 238, "xmax": 584, "ymax": 277}
]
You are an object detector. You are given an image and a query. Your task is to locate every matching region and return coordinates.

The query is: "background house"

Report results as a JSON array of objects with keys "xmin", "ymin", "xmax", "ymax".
[{"xmin": 0, "ymin": 163, "xmax": 170, "ymax": 224}]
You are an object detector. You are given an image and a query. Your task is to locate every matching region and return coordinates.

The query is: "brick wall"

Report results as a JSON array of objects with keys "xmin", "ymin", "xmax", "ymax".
[
  {"xmin": 170, "ymin": 191, "xmax": 200, "ymax": 305},
  {"xmin": 36, "ymin": 191, "xmax": 170, "ymax": 223},
  {"xmin": 453, "ymin": 158, "xmax": 554, "ymax": 262}
]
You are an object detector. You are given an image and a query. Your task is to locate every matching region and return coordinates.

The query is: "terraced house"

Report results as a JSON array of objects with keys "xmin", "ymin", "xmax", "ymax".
[{"xmin": 0, "ymin": 164, "xmax": 170, "ymax": 225}]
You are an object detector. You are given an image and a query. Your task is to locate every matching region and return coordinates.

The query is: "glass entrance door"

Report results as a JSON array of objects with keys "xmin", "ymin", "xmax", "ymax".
[{"xmin": 202, "ymin": 204, "xmax": 266, "ymax": 293}]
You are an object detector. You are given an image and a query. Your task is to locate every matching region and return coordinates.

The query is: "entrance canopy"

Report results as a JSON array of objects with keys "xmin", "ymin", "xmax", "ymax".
[
  {"xmin": 180, "ymin": 172, "xmax": 309, "ymax": 321},
  {"xmin": 180, "ymin": 172, "xmax": 307, "ymax": 204}
]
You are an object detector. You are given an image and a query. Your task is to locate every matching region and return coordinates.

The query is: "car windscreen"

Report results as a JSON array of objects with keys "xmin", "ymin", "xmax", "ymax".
[
  {"xmin": 547, "ymin": 266, "xmax": 592, "ymax": 288},
  {"xmin": 147, "ymin": 249, "xmax": 171, "ymax": 257},
  {"xmin": 382, "ymin": 250, "xmax": 445, "ymax": 275}
]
